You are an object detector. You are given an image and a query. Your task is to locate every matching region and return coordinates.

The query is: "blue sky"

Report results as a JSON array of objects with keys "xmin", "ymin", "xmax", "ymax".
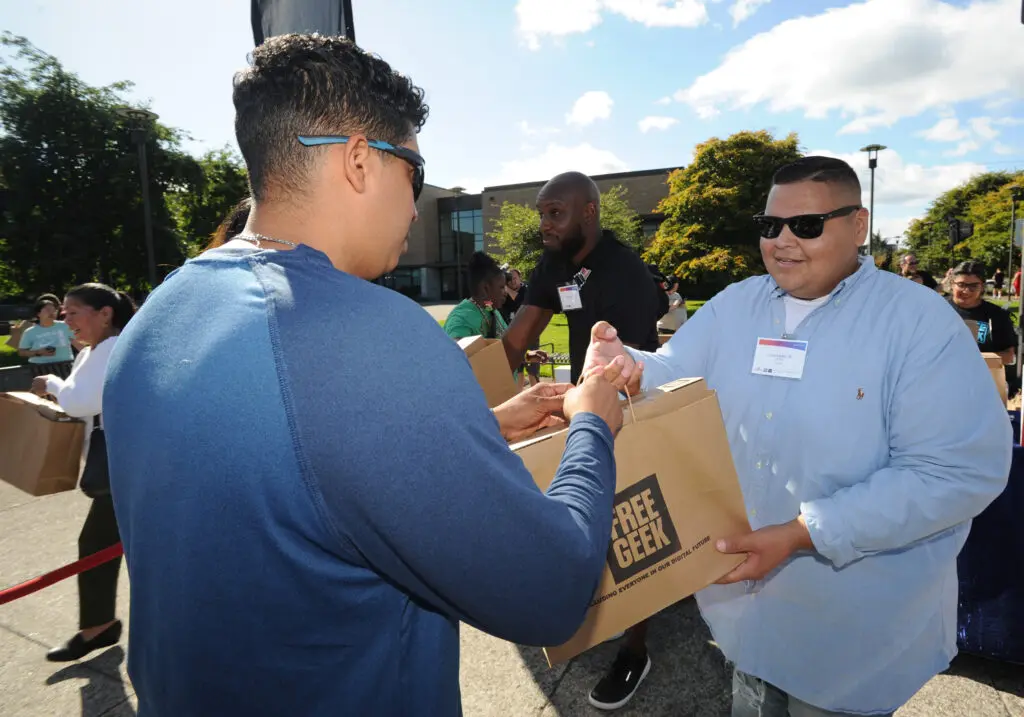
[{"xmin": 5, "ymin": 0, "xmax": 1023, "ymax": 239}]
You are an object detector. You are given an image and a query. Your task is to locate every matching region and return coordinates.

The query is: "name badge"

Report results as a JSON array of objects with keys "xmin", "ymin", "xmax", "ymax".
[
  {"xmin": 558, "ymin": 284, "xmax": 583, "ymax": 312},
  {"xmin": 751, "ymin": 337, "xmax": 808, "ymax": 380}
]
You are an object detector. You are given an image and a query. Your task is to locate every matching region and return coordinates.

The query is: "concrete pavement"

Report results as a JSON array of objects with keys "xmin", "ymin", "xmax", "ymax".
[{"xmin": 2, "ymin": 481, "xmax": 1022, "ymax": 717}]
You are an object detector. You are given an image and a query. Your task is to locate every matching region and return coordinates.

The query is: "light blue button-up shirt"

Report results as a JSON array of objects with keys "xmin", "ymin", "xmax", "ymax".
[{"xmin": 630, "ymin": 257, "xmax": 1011, "ymax": 714}]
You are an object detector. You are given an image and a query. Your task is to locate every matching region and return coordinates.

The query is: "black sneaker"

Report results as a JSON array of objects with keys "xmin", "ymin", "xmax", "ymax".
[{"xmin": 588, "ymin": 647, "xmax": 652, "ymax": 711}]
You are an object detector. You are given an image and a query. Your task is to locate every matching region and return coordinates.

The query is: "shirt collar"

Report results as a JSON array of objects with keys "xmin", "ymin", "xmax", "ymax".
[{"xmin": 769, "ymin": 255, "xmax": 877, "ymax": 300}]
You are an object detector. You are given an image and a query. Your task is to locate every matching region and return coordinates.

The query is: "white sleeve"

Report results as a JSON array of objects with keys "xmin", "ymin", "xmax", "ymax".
[{"xmin": 47, "ymin": 339, "xmax": 116, "ymax": 419}]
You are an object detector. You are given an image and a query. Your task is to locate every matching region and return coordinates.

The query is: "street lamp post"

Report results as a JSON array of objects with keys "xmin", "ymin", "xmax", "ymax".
[
  {"xmin": 115, "ymin": 107, "xmax": 159, "ymax": 289},
  {"xmin": 860, "ymin": 144, "xmax": 887, "ymax": 254}
]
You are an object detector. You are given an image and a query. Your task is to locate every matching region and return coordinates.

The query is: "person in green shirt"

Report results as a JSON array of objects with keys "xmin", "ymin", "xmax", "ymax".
[{"xmin": 444, "ymin": 252, "xmax": 510, "ymax": 340}]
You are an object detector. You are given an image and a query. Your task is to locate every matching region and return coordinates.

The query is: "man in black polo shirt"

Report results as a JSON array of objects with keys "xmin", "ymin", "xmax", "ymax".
[
  {"xmin": 502, "ymin": 171, "xmax": 661, "ymax": 384},
  {"xmin": 948, "ymin": 261, "xmax": 1017, "ymax": 363}
]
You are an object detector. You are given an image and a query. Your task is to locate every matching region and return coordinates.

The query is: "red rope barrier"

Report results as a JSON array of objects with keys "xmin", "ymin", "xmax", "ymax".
[{"xmin": 0, "ymin": 543, "xmax": 123, "ymax": 606}]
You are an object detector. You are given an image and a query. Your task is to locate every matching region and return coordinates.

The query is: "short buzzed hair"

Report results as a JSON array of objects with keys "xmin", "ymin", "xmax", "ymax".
[
  {"xmin": 540, "ymin": 171, "xmax": 601, "ymax": 205},
  {"xmin": 233, "ymin": 34, "xmax": 429, "ymax": 201},
  {"xmin": 772, "ymin": 156, "xmax": 862, "ymax": 201}
]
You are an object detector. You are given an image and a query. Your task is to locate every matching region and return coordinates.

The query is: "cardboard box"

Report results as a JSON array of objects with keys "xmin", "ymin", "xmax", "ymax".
[
  {"xmin": 458, "ymin": 336, "xmax": 520, "ymax": 408},
  {"xmin": 511, "ymin": 378, "xmax": 750, "ymax": 664},
  {"xmin": 981, "ymin": 352, "xmax": 1008, "ymax": 406},
  {"xmin": 0, "ymin": 392, "xmax": 84, "ymax": 496}
]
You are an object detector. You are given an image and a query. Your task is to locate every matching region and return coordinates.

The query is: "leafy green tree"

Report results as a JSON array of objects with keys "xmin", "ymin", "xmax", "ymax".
[
  {"xmin": 487, "ymin": 184, "xmax": 645, "ymax": 273},
  {"xmin": 488, "ymin": 202, "xmax": 541, "ymax": 272},
  {"xmin": 962, "ymin": 175, "xmax": 1024, "ymax": 277},
  {"xmin": 167, "ymin": 148, "xmax": 249, "ymax": 256},
  {"xmin": 904, "ymin": 171, "xmax": 1020, "ymax": 275},
  {"xmin": 0, "ymin": 33, "xmax": 200, "ymax": 297},
  {"xmin": 643, "ymin": 130, "xmax": 802, "ymax": 294},
  {"xmin": 599, "ymin": 185, "xmax": 644, "ymax": 252}
]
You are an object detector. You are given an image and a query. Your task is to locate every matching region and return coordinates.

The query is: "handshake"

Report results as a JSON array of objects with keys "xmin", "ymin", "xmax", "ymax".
[{"xmin": 494, "ymin": 322, "xmax": 645, "ymax": 442}]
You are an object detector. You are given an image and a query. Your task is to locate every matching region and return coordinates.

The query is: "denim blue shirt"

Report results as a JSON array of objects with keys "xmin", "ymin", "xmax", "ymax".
[{"xmin": 630, "ymin": 258, "xmax": 1011, "ymax": 714}]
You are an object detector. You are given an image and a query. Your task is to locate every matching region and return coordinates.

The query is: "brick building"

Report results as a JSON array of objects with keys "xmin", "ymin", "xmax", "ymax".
[{"xmin": 380, "ymin": 167, "xmax": 679, "ymax": 301}]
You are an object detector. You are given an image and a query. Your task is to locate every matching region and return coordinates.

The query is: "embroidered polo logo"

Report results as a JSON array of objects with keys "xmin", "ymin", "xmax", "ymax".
[
  {"xmin": 607, "ymin": 474, "xmax": 681, "ymax": 584},
  {"xmin": 856, "ymin": 388, "xmax": 865, "ymax": 400}
]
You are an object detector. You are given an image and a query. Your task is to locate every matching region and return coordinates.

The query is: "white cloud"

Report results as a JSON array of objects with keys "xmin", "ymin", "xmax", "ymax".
[
  {"xmin": 638, "ymin": 116, "xmax": 680, "ymax": 132},
  {"xmin": 918, "ymin": 118, "xmax": 969, "ymax": 142},
  {"xmin": 729, "ymin": 0, "xmax": 770, "ymax": 26},
  {"xmin": 874, "ymin": 215, "xmax": 920, "ymax": 244},
  {"xmin": 916, "ymin": 114, "xmax": 1018, "ymax": 157},
  {"xmin": 457, "ymin": 143, "xmax": 629, "ymax": 191},
  {"xmin": 674, "ymin": 0, "xmax": 1024, "ymax": 133},
  {"xmin": 969, "ymin": 117, "xmax": 1000, "ymax": 141},
  {"xmin": 515, "ymin": 0, "xmax": 603, "ymax": 50},
  {"xmin": 566, "ymin": 91, "xmax": 614, "ymax": 126},
  {"xmin": 516, "ymin": 0, "xmax": 708, "ymax": 49},
  {"xmin": 945, "ymin": 140, "xmax": 981, "ymax": 157},
  {"xmin": 994, "ymin": 143, "xmax": 1016, "ymax": 156},
  {"xmin": 518, "ymin": 120, "xmax": 560, "ymax": 137},
  {"xmin": 655, "ymin": 96, "xmax": 673, "ymax": 105},
  {"xmin": 602, "ymin": 0, "xmax": 709, "ymax": 27}
]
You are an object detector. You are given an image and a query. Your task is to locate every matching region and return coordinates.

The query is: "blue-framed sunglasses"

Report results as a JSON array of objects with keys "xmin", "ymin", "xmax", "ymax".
[{"xmin": 297, "ymin": 135, "xmax": 425, "ymax": 201}]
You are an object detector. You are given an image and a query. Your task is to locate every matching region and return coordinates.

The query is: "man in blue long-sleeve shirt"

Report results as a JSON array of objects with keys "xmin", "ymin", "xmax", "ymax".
[
  {"xmin": 102, "ymin": 34, "xmax": 628, "ymax": 716},
  {"xmin": 584, "ymin": 156, "xmax": 1011, "ymax": 716}
]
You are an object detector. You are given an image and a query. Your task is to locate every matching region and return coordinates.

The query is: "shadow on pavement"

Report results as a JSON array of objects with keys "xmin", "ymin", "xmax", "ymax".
[
  {"xmin": 945, "ymin": 652, "xmax": 1024, "ymax": 698},
  {"xmin": 518, "ymin": 597, "xmax": 732, "ymax": 716},
  {"xmin": 46, "ymin": 645, "xmax": 136, "ymax": 717}
]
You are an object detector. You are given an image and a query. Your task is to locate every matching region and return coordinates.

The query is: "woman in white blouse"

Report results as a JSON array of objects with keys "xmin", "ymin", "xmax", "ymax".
[{"xmin": 31, "ymin": 283, "xmax": 136, "ymax": 662}]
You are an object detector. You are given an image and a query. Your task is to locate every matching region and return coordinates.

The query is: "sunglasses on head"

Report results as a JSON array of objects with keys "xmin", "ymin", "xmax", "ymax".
[
  {"xmin": 297, "ymin": 135, "xmax": 425, "ymax": 201},
  {"xmin": 753, "ymin": 205, "xmax": 862, "ymax": 240}
]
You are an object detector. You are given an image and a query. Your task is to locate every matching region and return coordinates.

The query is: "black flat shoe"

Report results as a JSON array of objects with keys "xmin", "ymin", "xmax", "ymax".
[{"xmin": 46, "ymin": 620, "xmax": 122, "ymax": 662}]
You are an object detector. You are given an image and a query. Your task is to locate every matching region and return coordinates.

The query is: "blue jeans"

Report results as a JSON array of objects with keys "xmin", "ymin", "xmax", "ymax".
[{"xmin": 731, "ymin": 670, "xmax": 895, "ymax": 717}]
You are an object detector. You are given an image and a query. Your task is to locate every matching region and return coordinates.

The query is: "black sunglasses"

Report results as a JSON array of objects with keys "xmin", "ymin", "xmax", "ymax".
[
  {"xmin": 297, "ymin": 135, "xmax": 425, "ymax": 201},
  {"xmin": 753, "ymin": 205, "xmax": 862, "ymax": 240}
]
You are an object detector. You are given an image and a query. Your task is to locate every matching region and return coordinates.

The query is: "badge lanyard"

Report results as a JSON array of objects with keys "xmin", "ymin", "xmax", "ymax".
[{"xmin": 558, "ymin": 267, "xmax": 591, "ymax": 313}]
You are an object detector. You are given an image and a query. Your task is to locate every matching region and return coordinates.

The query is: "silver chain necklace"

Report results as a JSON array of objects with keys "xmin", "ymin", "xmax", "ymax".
[{"xmin": 236, "ymin": 232, "xmax": 299, "ymax": 248}]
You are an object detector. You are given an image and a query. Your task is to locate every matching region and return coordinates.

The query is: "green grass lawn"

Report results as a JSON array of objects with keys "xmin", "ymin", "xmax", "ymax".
[{"xmin": 0, "ymin": 340, "xmax": 19, "ymax": 368}]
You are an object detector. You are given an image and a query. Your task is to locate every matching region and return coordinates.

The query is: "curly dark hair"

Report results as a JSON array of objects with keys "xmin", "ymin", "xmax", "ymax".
[
  {"xmin": 468, "ymin": 252, "xmax": 502, "ymax": 295},
  {"xmin": 233, "ymin": 34, "xmax": 429, "ymax": 201}
]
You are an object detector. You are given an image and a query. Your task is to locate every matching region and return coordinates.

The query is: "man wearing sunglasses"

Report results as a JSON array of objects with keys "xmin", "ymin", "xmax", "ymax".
[
  {"xmin": 102, "ymin": 34, "xmax": 626, "ymax": 717},
  {"xmin": 899, "ymin": 253, "xmax": 938, "ymax": 290},
  {"xmin": 580, "ymin": 156, "xmax": 1010, "ymax": 716}
]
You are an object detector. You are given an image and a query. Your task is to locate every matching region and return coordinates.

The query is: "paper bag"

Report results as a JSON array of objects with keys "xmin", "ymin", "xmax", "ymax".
[
  {"xmin": 0, "ymin": 392, "xmax": 85, "ymax": 496},
  {"xmin": 458, "ymin": 335, "xmax": 519, "ymax": 408},
  {"xmin": 511, "ymin": 377, "xmax": 750, "ymax": 665}
]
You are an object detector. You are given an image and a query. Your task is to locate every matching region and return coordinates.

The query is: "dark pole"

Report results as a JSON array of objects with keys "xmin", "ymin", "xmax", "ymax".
[
  {"xmin": 342, "ymin": 0, "xmax": 356, "ymax": 41},
  {"xmin": 133, "ymin": 128, "xmax": 157, "ymax": 288},
  {"xmin": 1009, "ymin": 194, "xmax": 1015, "ymax": 294},
  {"xmin": 868, "ymin": 158, "xmax": 876, "ymax": 253},
  {"xmin": 860, "ymin": 145, "xmax": 886, "ymax": 256}
]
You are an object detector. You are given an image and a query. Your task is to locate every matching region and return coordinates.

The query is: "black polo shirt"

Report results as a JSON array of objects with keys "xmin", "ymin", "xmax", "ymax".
[
  {"xmin": 948, "ymin": 298, "xmax": 1017, "ymax": 354},
  {"xmin": 525, "ymin": 231, "xmax": 661, "ymax": 383}
]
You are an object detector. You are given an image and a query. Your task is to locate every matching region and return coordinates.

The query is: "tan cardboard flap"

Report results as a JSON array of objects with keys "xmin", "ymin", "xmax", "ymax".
[
  {"xmin": 457, "ymin": 337, "xmax": 520, "ymax": 408},
  {"xmin": 457, "ymin": 335, "xmax": 490, "ymax": 358},
  {"xmin": 0, "ymin": 391, "xmax": 77, "ymax": 422}
]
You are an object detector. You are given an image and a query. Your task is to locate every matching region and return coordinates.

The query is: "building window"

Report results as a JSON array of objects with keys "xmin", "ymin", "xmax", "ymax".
[
  {"xmin": 440, "ymin": 208, "xmax": 484, "ymax": 260},
  {"xmin": 641, "ymin": 214, "xmax": 665, "ymax": 242}
]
